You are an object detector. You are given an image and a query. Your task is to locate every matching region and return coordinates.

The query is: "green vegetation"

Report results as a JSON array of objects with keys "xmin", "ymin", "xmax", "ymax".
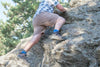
[
  {"xmin": 0, "ymin": 0, "xmax": 39, "ymax": 56},
  {"xmin": 0, "ymin": 0, "xmax": 69, "ymax": 56}
]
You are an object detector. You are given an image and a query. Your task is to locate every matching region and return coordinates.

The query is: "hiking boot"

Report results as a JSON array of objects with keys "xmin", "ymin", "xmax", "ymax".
[
  {"xmin": 50, "ymin": 32, "xmax": 63, "ymax": 40},
  {"xmin": 17, "ymin": 49, "xmax": 27, "ymax": 59},
  {"xmin": 18, "ymin": 53, "xmax": 27, "ymax": 59}
]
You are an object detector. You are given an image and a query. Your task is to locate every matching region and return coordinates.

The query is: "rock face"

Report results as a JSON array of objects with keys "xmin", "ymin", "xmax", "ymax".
[{"xmin": 0, "ymin": 0, "xmax": 100, "ymax": 67}]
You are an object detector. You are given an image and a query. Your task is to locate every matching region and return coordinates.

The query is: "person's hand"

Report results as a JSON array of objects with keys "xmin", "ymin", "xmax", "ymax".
[
  {"xmin": 61, "ymin": 10, "xmax": 69, "ymax": 19},
  {"xmin": 62, "ymin": 10, "xmax": 67, "ymax": 16},
  {"xmin": 54, "ymin": 9, "xmax": 69, "ymax": 19}
]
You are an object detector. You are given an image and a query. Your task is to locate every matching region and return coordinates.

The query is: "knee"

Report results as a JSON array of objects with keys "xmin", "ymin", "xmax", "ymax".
[
  {"xmin": 62, "ymin": 18, "xmax": 66, "ymax": 24},
  {"xmin": 57, "ymin": 17, "xmax": 65, "ymax": 24}
]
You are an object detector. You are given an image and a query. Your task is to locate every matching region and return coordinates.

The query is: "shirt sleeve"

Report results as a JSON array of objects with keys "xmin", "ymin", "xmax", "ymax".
[{"xmin": 48, "ymin": 0, "xmax": 59, "ymax": 6}]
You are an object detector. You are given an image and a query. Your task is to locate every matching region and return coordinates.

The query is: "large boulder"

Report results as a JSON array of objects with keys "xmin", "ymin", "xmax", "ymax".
[{"xmin": 0, "ymin": 0, "xmax": 100, "ymax": 67}]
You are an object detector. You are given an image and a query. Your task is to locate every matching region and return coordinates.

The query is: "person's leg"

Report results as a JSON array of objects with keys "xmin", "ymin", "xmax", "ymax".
[
  {"xmin": 50, "ymin": 17, "xmax": 65, "ymax": 40},
  {"xmin": 54, "ymin": 17, "xmax": 65, "ymax": 32},
  {"xmin": 39, "ymin": 12, "xmax": 65, "ymax": 40},
  {"xmin": 24, "ymin": 33, "xmax": 42, "ymax": 52},
  {"xmin": 18, "ymin": 26, "xmax": 45, "ymax": 58},
  {"xmin": 24, "ymin": 26, "xmax": 45, "ymax": 52}
]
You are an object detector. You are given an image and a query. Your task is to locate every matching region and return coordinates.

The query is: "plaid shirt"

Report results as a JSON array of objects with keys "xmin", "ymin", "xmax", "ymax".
[{"xmin": 33, "ymin": 0, "xmax": 59, "ymax": 19}]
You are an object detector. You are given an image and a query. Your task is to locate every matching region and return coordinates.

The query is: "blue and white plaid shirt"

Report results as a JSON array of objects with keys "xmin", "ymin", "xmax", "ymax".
[{"xmin": 33, "ymin": 0, "xmax": 59, "ymax": 19}]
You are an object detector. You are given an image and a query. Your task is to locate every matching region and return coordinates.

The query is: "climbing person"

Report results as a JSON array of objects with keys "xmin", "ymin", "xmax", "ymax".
[{"xmin": 18, "ymin": 0, "xmax": 67, "ymax": 58}]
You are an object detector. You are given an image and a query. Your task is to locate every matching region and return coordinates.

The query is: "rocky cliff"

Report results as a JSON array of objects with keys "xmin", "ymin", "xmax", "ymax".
[{"xmin": 0, "ymin": 0, "xmax": 100, "ymax": 67}]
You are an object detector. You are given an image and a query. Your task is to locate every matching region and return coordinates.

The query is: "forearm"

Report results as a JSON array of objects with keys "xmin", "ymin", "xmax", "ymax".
[
  {"xmin": 59, "ymin": 6, "xmax": 66, "ymax": 12},
  {"xmin": 56, "ymin": 4, "xmax": 66, "ymax": 12}
]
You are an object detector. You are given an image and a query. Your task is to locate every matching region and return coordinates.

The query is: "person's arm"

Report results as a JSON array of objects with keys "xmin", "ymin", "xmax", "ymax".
[{"xmin": 56, "ymin": 4, "xmax": 66, "ymax": 12}]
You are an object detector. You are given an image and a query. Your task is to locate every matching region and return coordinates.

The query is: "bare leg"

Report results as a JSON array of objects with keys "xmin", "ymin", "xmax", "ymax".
[
  {"xmin": 24, "ymin": 33, "xmax": 42, "ymax": 52},
  {"xmin": 50, "ymin": 17, "xmax": 65, "ymax": 40},
  {"xmin": 23, "ymin": 26, "xmax": 45, "ymax": 52},
  {"xmin": 21, "ymin": 17, "xmax": 65, "ymax": 52},
  {"xmin": 54, "ymin": 17, "xmax": 65, "ymax": 30}
]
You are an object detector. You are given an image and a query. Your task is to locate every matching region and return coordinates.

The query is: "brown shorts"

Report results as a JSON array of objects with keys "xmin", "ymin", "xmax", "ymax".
[{"xmin": 32, "ymin": 12, "xmax": 61, "ymax": 35}]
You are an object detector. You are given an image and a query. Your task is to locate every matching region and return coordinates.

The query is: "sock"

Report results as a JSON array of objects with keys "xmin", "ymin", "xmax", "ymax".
[
  {"xmin": 21, "ymin": 49, "xmax": 27, "ymax": 54},
  {"xmin": 53, "ymin": 29, "xmax": 59, "ymax": 33}
]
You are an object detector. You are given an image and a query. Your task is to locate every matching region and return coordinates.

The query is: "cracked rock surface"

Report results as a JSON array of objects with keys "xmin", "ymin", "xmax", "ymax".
[{"xmin": 0, "ymin": 0, "xmax": 100, "ymax": 67}]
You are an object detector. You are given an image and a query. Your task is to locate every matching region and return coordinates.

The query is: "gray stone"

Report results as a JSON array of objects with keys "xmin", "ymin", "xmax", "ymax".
[{"xmin": 0, "ymin": 0, "xmax": 100, "ymax": 67}]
